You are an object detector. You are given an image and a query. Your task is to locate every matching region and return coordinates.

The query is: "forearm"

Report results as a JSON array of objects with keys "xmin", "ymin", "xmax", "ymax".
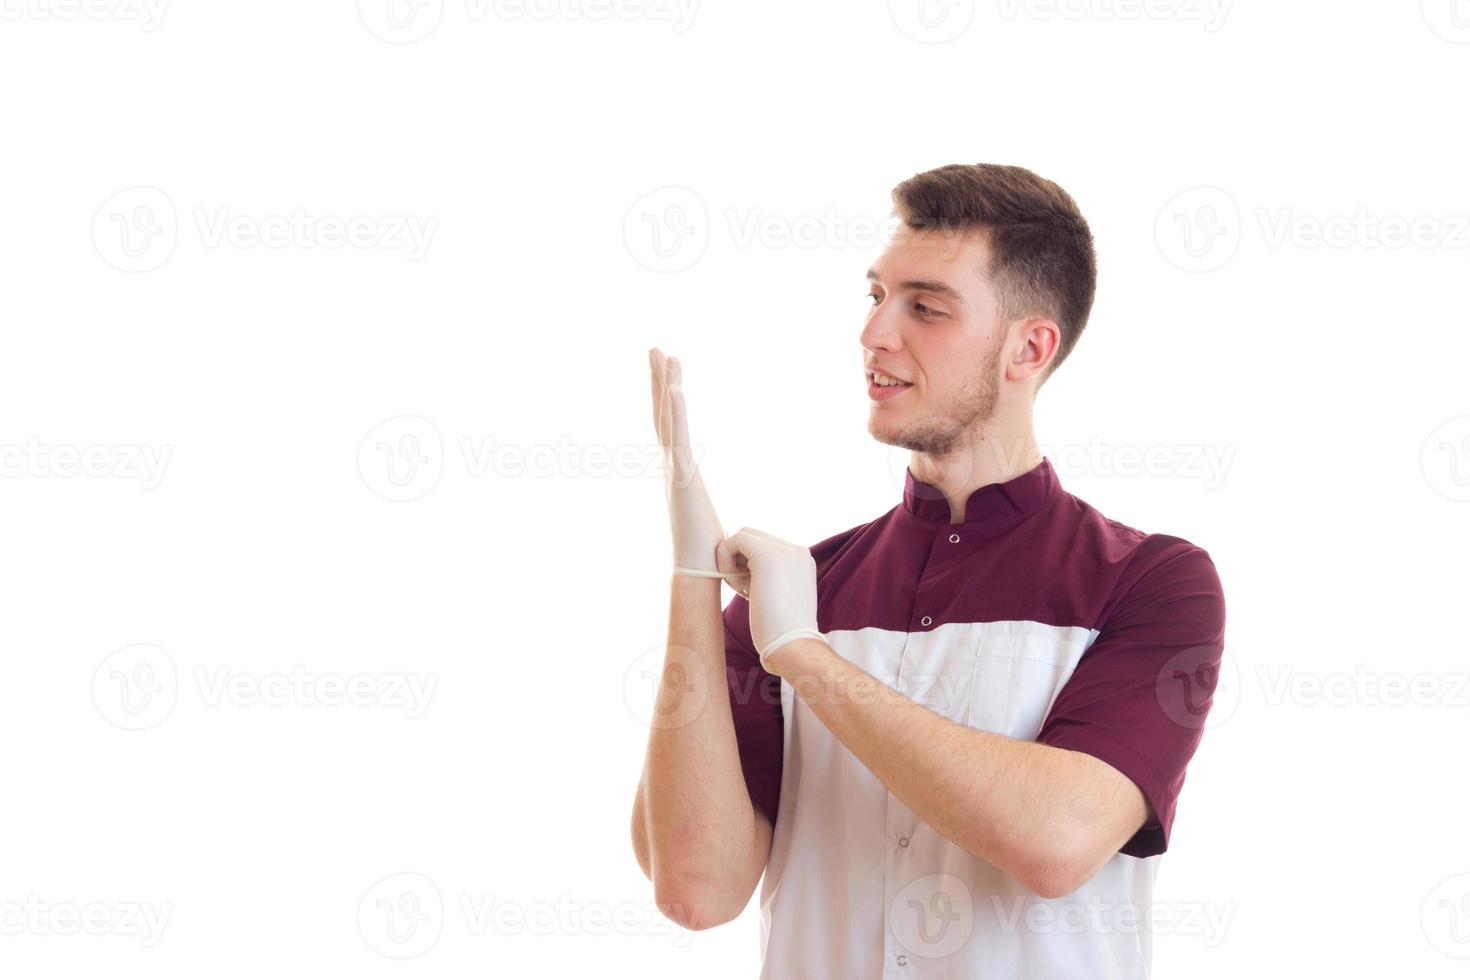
[
  {"xmin": 635, "ymin": 575, "xmax": 759, "ymax": 914},
  {"xmin": 772, "ymin": 637, "xmax": 1127, "ymax": 897}
]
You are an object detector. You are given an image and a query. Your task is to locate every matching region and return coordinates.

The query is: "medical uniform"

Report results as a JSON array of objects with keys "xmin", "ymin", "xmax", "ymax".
[{"xmin": 723, "ymin": 457, "xmax": 1227, "ymax": 979}]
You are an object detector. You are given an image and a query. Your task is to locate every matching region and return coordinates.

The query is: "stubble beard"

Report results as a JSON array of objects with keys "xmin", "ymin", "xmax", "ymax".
[{"xmin": 869, "ymin": 336, "xmax": 1003, "ymax": 458}]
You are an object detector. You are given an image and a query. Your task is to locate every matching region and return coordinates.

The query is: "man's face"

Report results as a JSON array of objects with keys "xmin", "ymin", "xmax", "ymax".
[{"xmin": 861, "ymin": 226, "xmax": 1010, "ymax": 457}]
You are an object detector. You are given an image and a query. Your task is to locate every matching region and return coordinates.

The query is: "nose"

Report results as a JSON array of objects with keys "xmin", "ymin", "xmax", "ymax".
[{"xmin": 860, "ymin": 299, "xmax": 904, "ymax": 357}]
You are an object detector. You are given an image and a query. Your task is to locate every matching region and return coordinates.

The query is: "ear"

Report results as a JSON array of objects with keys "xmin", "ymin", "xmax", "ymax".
[{"xmin": 1008, "ymin": 316, "xmax": 1061, "ymax": 383}]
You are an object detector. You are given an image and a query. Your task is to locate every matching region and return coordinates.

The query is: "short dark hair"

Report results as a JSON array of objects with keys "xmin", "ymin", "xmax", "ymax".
[{"xmin": 890, "ymin": 163, "xmax": 1097, "ymax": 379}]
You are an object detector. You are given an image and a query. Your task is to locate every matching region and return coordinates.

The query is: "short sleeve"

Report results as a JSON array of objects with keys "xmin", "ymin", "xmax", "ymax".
[
  {"xmin": 723, "ymin": 592, "xmax": 784, "ymax": 824},
  {"xmin": 1035, "ymin": 543, "xmax": 1226, "ymax": 858}
]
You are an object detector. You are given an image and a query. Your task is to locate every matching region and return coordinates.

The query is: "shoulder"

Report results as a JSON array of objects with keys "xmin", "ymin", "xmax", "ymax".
[
  {"xmin": 1059, "ymin": 488, "xmax": 1217, "ymax": 569},
  {"xmin": 806, "ymin": 512, "xmax": 887, "ymax": 570},
  {"xmin": 1050, "ymin": 490, "xmax": 1225, "ymax": 624}
]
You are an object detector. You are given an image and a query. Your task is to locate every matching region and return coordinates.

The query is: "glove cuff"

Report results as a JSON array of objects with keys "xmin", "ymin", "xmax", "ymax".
[
  {"xmin": 672, "ymin": 567, "xmax": 728, "ymax": 578},
  {"xmin": 758, "ymin": 628, "xmax": 825, "ymax": 667}
]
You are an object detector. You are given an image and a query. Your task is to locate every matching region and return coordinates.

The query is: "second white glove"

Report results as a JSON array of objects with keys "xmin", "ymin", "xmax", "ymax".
[{"xmin": 717, "ymin": 527, "xmax": 823, "ymax": 667}]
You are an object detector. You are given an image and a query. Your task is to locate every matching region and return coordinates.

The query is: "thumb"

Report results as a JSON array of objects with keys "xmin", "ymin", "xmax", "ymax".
[
  {"xmin": 716, "ymin": 536, "xmax": 752, "ymax": 598},
  {"xmin": 717, "ymin": 533, "xmax": 754, "ymax": 574}
]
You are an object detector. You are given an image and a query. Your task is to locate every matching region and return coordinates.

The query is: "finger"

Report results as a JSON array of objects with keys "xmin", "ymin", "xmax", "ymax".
[
  {"xmin": 720, "ymin": 530, "xmax": 763, "ymax": 566},
  {"xmin": 659, "ymin": 387, "xmax": 676, "ymax": 461},
  {"xmin": 716, "ymin": 538, "xmax": 748, "ymax": 576},
  {"xmin": 649, "ymin": 348, "xmax": 664, "ymax": 438},
  {"xmin": 730, "ymin": 573, "xmax": 751, "ymax": 599},
  {"xmin": 650, "ymin": 349, "xmax": 671, "ymax": 447},
  {"xmin": 733, "ymin": 526, "xmax": 780, "ymax": 543},
  {"xmin": 668, "ymin": 383, "xmax": 692, "ymax": 467}
]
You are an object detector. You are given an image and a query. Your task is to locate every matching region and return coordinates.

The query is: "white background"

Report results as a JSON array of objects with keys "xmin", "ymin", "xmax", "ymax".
[{"xmin": 2, "ymin": 1, "xmax": 1469, "ymax": 977}]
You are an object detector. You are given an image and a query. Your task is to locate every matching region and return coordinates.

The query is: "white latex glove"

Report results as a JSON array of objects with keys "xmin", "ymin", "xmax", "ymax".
[
  {"xmin": 717, "ymin": 528, "xmax": 823, "ymax": 668},
  {"xmin": 649, "ymin": 348, "xmax": 735, "ymax": 580}
]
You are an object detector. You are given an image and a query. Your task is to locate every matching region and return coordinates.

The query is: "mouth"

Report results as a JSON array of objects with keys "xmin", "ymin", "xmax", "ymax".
[{"xmin": 866, "ymin": 369, "xmax": 913, "ymax": 402}]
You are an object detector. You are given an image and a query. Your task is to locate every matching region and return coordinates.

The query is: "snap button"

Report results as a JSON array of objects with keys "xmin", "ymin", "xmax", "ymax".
[
  {"xmin": 897, "ymin": 954, "xmax": 909, "ymax": 966},
  {"xmin": 898, "ymin": 836, "xmax": 909, "ymax": 847},
  {"xmin": 920, "ymin": 616, "xmax": 932, "ymax": 627},
  {"xmin": 949, "ymin": 533, "xmax": 960, "ymax": 543}
]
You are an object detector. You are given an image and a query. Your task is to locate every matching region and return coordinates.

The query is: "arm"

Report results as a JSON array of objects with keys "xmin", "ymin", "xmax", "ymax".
[
  {"xmin": 630, "ymin": 349, "xmax": 771, "ymax": 930},
  {"xmin": 631, "ymin": 574, "xmax": 773, "ymax": 930},
  {"xmin": 761, "ymin": 636, "xmax": 1146, "ymax": 899}
]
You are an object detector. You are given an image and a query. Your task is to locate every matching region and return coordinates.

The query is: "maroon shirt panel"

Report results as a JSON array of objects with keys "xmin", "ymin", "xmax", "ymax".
[{"xmin": 722, "ymin": 595, "xmax": 781, "ymax": 823}]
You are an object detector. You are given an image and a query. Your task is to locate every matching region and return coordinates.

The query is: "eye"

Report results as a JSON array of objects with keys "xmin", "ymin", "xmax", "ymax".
[
  {"xmin": 914, "ymin": 302, "xmax": 943, "ymax": 317},
  {"xmin": 867, "ymin": 291, "xmax": 881, "ymax": 307}
]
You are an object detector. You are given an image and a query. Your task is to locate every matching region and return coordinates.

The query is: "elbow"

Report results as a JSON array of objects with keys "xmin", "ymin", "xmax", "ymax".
[
  {"xmin": 1010, "ymin": 826, "xmax": 1103, "ymax": 901},
  {"xmin": 1018, "ymin": 846, "xmax": 1090, "ymax": 900},
  {"xmin": 1026, "ymin": 862, "xmax": 1086, "ymax": 901},
  {"xmin": 999, "ymin": 822, "xmax": 1105, "ymax": 899},
  {"xmin": 653, "ymin": 877, "xmax": 739, "ymax": 931}
]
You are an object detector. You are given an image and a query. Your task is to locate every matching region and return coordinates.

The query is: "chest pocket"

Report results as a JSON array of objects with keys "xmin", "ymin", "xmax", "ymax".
[{"xmin": 963, "ymin": 621, "xmax": 1098, "ymax": 740}]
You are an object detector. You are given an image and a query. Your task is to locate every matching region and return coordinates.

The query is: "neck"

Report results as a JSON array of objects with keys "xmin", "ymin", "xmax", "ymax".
[{"xmin": 908, "ymin": 413, "xmax": 1042, "ymax": 525}]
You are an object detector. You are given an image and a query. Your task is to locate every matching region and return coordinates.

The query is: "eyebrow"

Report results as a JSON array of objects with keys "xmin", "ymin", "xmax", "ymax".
[{"xmin": 865, "ymin": 268, "xmax": 966, "ymax": 304}]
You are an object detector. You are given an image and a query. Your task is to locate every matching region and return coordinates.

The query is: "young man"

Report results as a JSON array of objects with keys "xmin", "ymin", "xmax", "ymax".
[{"xmin": 632, "ymin": 163, "xmax": 1226, "ymax": 979}]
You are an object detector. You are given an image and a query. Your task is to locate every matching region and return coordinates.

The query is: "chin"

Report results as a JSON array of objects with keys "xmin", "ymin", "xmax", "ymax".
[{"xmin": 866, "ymin": 415, "xmax": 903, "ymax": 447}]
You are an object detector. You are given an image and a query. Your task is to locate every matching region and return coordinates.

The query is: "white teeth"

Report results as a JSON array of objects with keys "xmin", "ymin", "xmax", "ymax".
[{"xmin": 870, "ymin": 372, "xmax": 908, "ymax": 387}]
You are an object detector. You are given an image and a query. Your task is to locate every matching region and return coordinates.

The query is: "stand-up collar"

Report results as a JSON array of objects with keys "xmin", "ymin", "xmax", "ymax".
[{"xmin": 901, "ymin": 457, "xmax": 1061, "ymax": 528}]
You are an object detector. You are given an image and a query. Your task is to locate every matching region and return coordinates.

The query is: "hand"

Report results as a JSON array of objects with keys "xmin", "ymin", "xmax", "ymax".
[
  {"xmin": 718, "ymin": 528, "xmax": 822, "ymax": 669},
  {"xmin": 649, "ymin": 348, "xmax": 727, "ymax": 577}
]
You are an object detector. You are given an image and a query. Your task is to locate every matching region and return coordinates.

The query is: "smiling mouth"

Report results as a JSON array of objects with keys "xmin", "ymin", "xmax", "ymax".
[{"xmin": 867, "ymin": 370, "xmax": 913, "ymax": 400}]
